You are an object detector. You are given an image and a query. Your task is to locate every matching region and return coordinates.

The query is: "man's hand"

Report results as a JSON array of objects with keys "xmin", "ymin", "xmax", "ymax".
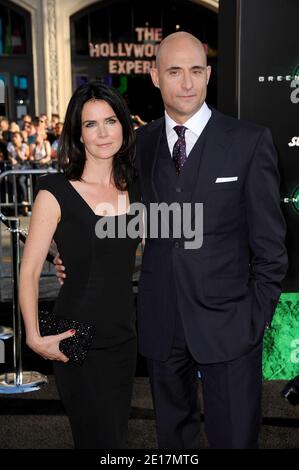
[{"xmin": 53, "ymin": 253, "xmax": 66, "ymax": 285}]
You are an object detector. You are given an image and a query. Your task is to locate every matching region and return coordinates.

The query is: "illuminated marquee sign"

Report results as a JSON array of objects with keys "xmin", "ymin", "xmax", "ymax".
[{"xmin": 89, "ymin": 27, "xmax": 162, "ymax": 74}]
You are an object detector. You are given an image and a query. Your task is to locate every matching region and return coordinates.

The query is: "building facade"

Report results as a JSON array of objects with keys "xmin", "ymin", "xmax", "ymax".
[{"xmin": 0, "ymin": 0, "xmax": 218, "ymax": 122}]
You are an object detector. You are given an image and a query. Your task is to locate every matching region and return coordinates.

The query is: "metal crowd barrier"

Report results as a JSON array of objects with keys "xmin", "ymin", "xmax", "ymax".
[{"xmin": 0, "ymin": 168, "xmax": 57, "ymax": 394}]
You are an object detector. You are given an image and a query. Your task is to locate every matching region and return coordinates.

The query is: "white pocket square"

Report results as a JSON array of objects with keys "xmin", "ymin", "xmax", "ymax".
[{"xmin": 215, "ymin": 176, "xmax": 238, "ymax": 183}]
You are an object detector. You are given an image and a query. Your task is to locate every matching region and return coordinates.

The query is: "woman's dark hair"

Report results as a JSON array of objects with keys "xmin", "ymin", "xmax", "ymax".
[{"xmin": 58, "ymin": 81, "xmax": 136, "ymax": 190}]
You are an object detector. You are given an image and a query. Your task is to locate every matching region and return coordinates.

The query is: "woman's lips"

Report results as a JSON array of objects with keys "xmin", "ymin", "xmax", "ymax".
[{"xmin": 96, "ymin": 143, "xmax": 112, "ymax": 148}]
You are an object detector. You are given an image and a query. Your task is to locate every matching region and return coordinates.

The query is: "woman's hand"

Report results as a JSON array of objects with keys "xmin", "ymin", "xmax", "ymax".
[{"xmin": 27, "ymin": 329, "xmax": 76, "ymax": 362}]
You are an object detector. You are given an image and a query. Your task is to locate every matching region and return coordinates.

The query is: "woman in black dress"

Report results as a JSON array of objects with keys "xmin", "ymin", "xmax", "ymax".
[{"xmin": 19, "ymin": 82, "xmax": 141, "ymax": 449}]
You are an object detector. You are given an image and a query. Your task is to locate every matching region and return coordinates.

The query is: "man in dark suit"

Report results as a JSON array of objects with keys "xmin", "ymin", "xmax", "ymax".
[
  {"xmin": 54, "ymin": 31, "xmax": 287, "ymax": 449},
  {"xmin": 135, "ymin": 32, "xmax": 287, "ymax": 449}
]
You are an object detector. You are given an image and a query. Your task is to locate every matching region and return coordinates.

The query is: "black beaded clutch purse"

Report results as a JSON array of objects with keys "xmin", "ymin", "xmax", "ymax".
[{"xmin": 38, "ymin": 310, "xmax": 96, "ymax": 365}]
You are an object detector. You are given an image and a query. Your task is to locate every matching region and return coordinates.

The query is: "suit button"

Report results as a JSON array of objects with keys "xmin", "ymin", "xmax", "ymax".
[
  {"xmin": 174, "ymin": 241, "xmax": 180, "ymax": 248},
  {"xmin": 175, "ymin": 187, "xmax": 182, "ymax": 193}
]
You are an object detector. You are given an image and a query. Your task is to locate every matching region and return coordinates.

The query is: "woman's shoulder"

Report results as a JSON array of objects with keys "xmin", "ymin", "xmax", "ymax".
[{"xmin": 35, "ymin": 172, "xmax": 66, "ymax": 193}]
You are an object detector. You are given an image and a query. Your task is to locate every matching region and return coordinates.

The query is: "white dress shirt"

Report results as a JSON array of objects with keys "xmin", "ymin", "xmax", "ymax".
[{"xmin": 165, "ymin": 102, "xmax": 212, "ymax": 157}]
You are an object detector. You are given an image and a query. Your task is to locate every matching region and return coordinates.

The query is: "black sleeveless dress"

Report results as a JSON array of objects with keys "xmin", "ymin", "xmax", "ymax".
[{"xmin": 36, "ymin": 172, "xmax": 141, "ymax": 449}]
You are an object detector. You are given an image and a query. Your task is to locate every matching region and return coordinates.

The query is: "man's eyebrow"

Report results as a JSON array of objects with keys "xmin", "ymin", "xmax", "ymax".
[
  {"xmin": 165, "ymin": 66, "xmax": 181, "ymax": 71},
  {"xmin": 165, "ymin": 65, "xmax": 206, "ymax": 71},
  {"xmin": 192, "ymin": 65, "xmax": 207, "ymax": 69}
]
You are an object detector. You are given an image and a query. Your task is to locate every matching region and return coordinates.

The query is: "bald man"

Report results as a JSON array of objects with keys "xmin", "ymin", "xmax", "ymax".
[
  {"xmin": 54, "ymin": 32, "xmax": 287, "ymax": 449},
  {"xmin": 135, "ymin": 32, "xmax": 287, "ymax": 448}
]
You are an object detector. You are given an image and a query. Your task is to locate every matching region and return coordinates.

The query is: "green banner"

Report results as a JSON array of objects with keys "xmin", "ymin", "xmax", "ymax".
[{"xmin": 263, "ymin": 293, "xmax": 299, "ymax": 380}]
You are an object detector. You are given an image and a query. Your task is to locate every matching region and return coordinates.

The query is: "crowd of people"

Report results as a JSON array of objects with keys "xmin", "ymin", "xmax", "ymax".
[
  {"xmin": 0, "ymin": 113, "xmax": 63, "ymax": 206},
  {"xmin": 0, "ymin": 113, "xmax": 63, "ymax": 169}
]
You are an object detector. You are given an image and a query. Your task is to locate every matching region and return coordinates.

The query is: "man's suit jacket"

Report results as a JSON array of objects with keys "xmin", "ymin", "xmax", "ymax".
[{"xmin": 135, "ymin": 108, "xmax": 288, "ymax": 364}]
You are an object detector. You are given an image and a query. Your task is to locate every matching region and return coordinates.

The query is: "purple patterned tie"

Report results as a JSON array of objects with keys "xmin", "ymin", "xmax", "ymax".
[{"xmin": 172, "ymin": 126, "xmax": 187, "ymax": 175}]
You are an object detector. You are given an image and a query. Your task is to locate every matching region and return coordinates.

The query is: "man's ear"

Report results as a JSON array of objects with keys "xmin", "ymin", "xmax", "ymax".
[
  {"xmin": 206, "ymin": 65, "xmax": 212, "ymax": 85},
  {"xmin": 150, "ymin": 67, "xmax": 160, "ymax": 89}
]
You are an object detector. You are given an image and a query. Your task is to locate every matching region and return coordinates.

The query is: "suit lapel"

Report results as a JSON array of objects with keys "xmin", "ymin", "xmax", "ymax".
[
  {"xmin": 141, "ymin": 117, "xmax": 164, "ymax": 203},
  {"xmin": 140, "ymin": 109, "xmax": 235, "ymax": 205},
  {"xmin": 190, "ymin": 109, "xmax": 235, "ymax": 203}
]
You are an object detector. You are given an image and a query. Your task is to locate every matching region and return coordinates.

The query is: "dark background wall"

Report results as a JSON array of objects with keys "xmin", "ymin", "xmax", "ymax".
[{"xmin": 218, "ymin": 0, "xmax": 299, "ymax": 292}]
